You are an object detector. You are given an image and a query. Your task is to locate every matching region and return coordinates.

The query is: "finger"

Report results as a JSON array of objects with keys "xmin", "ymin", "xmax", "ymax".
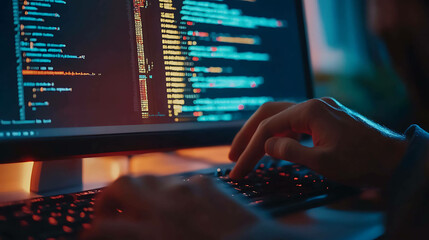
[
  {"xmin": 230, "ymin": 99, "xmax": 327, "ymax": 179},
  {"xmin": 264, "ymin": 137, "xmax": 321, "ymax": 168},
  {"xmin": 95, "ymin": 176, "xmax": 151, "ymax": 219},
  {"xmin": 229, "ymin": 102, "xmax": 295, "ymax": 162}
]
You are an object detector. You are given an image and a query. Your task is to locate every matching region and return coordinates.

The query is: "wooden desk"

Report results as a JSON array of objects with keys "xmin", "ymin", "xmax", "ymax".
[{"xmin": 0, "ymin": 146, "xmax": 384, "ymax": 239}]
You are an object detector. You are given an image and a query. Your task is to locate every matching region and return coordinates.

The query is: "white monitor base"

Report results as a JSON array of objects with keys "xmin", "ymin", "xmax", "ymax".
[{"xmin": 30, "ymin": 159, "xmax": 83, "ymax": 194}]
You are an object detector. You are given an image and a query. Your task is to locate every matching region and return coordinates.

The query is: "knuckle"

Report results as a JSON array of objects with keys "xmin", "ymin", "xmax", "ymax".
[
  {"xmin": 257, "ymin": 102, "xmax": 276, "ymax": 114},
  {"xmin": 260, "ymin": 101, "xmax": 275, "ymax": 110},
  {"xmin": 304, "ymin": 99, "xmax": 327, "ymax": 115},
  {"xmin": 308, "ymin": 98, "xmax": 325, "ymax": 108},
  {"xmin": 258, "ymin": 118, "xmax": 271, "ymax": 131}
]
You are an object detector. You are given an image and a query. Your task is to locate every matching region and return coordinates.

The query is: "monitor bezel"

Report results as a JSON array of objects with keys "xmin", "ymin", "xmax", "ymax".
[{"xmin": 0, "ymin": 0, "xmax": 313, "ymax": 164}]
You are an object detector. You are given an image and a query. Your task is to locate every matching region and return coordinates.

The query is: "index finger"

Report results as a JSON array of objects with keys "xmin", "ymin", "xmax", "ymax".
[
  {"xmin": 230, "ymin": 99, "xmax": 325, "ymax": 179},
  {"xmin": 229, "ymin": 102, "xmax": 295, "ymax": 162}
]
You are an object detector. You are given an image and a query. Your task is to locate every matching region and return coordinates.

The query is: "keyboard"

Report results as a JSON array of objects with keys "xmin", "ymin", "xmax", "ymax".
[{"xmin": 0, "ymin": 159, "xmax": 356, "ymax": 240}]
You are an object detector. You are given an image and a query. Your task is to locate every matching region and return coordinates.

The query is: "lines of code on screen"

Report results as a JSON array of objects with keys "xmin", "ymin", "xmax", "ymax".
[
  {"xmin": 0, "ymin": 0, "xmax": 307, "ymax": 139},
  {"xmin": 134, "ymin": 0, "xmax": 307, "ymax": 123}
]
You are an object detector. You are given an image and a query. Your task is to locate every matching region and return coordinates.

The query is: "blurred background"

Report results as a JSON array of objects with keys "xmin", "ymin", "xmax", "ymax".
[{"xmin": 304, "ymin": 0, "xmax": 416, "ymax": 132}]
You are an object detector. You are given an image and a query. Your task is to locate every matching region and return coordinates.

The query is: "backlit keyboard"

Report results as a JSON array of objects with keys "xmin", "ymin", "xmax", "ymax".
[{"xmin": 0, "ymin": 159, "xmax": 355, "ymax": 240}]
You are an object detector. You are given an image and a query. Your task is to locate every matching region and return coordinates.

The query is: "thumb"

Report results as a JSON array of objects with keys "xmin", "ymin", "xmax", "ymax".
[{"xmin": 265, "ymin": 137, "xmax": 320, "ymax": 166}]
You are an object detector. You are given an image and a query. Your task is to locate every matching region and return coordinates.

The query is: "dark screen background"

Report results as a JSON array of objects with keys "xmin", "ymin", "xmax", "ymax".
[{"xmin": 0, "ymin": 0, "xmax": 309, "ymax": 138}]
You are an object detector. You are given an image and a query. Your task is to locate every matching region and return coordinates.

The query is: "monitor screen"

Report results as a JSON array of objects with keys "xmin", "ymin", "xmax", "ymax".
[{"xmin": 0, "ymin": 0, "xmax": 311, "ymax": 162}]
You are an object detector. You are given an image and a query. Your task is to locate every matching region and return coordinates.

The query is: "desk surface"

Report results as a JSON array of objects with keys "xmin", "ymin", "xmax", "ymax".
[{"xmin": 0, "ymin": 146, "xmax": 384, "ymax": 240}]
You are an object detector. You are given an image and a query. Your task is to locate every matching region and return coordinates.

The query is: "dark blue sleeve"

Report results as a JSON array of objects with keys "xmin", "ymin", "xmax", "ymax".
[{"xmin": 385, "ymin": 125, "xmax": 429, "ymax": 240}]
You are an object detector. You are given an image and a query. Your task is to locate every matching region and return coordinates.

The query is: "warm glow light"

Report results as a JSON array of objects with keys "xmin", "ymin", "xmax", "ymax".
[
  {"xmin": 22, "ymin": 161, "xmax": 34, "ymax": 192},
  {"xmin": 83, "ymin": 157, "xmax": 129, "ymax": 184},
  {"xmin": 110, "ymin": 161, "xmax": 122, "ymax": 180},
  {"xmin": 130, "ymin": 146, "xmax": 231, "ymax": 176},
  {"xmin": 0, "ymin": 161, "xmax": 34, "ymax": 193}
]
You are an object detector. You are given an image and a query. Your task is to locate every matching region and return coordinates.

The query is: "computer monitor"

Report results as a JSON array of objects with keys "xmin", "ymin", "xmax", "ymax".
[{"xmin": 0, "ymin": 0, "xmax": 312, "ymax": 164}]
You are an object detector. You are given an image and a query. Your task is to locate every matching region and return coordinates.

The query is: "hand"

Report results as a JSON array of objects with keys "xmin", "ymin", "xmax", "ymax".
[
  {"xmin": 81, "ymin": 175, "xmax": 262, "ymax": 240},
  {"xmin": 229, "ymin": 97, "xmax": 408, "ymax": 187}
]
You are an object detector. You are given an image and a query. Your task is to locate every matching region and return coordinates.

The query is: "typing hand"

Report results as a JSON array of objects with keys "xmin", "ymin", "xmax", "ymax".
[
  {"xmin": 81, "ymin": 175, "xmax": 261, "ymax": 240},
  {"xmin": 229, "ymin": 97, "xmax": 408, "ymax": 187}
]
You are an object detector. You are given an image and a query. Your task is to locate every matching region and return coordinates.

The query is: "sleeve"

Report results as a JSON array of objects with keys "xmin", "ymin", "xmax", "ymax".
[{"xmin": 385, "ymin": 124, "xmax": 429, "ymax": 240}]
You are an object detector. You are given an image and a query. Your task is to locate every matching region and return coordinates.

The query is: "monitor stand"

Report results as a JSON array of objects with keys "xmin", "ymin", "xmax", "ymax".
[{"xmin": 30, "ymin": 158, "xmax": 83, "ymax": 194}]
